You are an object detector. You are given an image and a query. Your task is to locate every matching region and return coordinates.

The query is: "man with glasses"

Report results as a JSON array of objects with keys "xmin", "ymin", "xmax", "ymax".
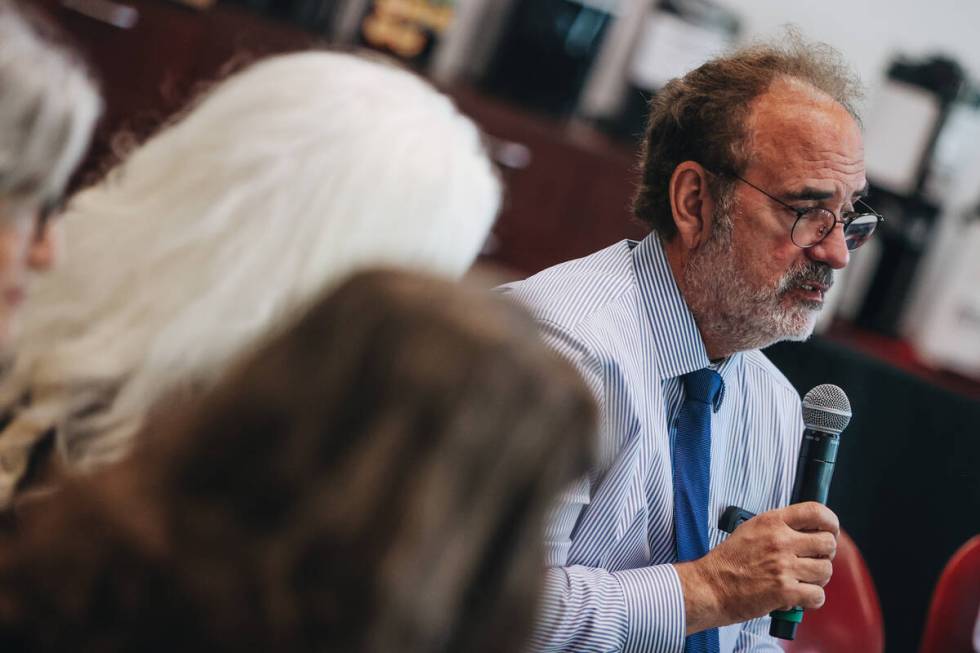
[{"xmin": 503, "ymin": 35, "xmax": 879, "ymax": 653}]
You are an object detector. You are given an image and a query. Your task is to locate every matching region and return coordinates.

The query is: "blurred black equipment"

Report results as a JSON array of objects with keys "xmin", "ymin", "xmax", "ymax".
[
  {"xmin": 220, "ymin": 0, "xmax": 342, "ymax": 31},
  {"xmin": 856, "ymin": 55, "xmax": 966, "ymax": 335},
  {"xmin": 481, "ymin": 0, "xmax": 619, "ymax": 117}
]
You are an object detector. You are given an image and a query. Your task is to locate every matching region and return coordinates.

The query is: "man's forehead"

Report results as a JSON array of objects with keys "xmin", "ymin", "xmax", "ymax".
[
  {"xmin": 753, "ymin": 76, "xmax": 846, "ymax": 113},
  {"xmin": 749, "ymin": 81, "xmax": 858, "ymax": 143},
  {"xmin": 744, "ymin": 80, "xmax": 865, "ymax": 187}
]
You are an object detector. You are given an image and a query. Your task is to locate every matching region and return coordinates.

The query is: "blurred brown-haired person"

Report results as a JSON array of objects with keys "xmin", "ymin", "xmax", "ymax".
[{"xmin": 0, "ymin": 268, "xmax": 596, "ymax": 653}]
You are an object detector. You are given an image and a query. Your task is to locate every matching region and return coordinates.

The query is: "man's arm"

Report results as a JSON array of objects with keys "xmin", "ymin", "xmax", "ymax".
[
  {"xmin": 527, "ymin": 321, "xmax": 688, "ymax": 652},
  {"xmin": 529, "ymin": 499, "xmax": 837, "ymax": 653},
  {"xmin": 529, "ymin": 563, "xmax": 687, "ymax": 653}
]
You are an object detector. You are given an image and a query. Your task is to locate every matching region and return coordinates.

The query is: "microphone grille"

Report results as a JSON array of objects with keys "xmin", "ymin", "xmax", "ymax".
[{"xmin": 802, "ymin": 384, "xmax": 852, "ymax": 434}]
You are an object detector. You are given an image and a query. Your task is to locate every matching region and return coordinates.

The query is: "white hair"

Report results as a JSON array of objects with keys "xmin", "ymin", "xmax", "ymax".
[
  {"xmin": 0, "ymin": 51, "xmax": 500, "ymax": 491},
  {"xmin": 0, "ymin": 1, "xmax": 100, "ymax": 206}
]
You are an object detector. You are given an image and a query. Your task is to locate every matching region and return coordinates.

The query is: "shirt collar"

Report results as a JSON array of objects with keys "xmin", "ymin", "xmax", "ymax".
[{"xmin": 631, "ymin": 234, "xmax": 741, "ymax": 411}]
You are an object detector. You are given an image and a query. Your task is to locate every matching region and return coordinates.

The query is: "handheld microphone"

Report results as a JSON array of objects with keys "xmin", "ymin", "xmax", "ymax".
[{"xmin": 770, "ymin": 383, "xmax": 852, "ymax": 640}]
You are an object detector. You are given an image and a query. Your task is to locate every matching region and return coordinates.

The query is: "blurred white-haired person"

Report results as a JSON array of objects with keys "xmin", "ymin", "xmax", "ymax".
[
  {"xmin": 0, "ymin": 1, "xmax": 100, "ymax": 346},
  {"xmin": 0, "ymin": 51, "xmax": 501, "ymax": 507}
]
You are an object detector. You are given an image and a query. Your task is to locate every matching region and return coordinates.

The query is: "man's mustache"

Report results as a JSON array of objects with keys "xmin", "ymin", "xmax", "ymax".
[{"xmin": 780, "ymin": 262, "xmax": 834, "ymax": 293}]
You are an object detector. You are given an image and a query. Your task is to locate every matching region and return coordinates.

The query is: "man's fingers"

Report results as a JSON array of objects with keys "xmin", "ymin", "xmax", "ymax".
[
  {"xmin": 781, "ymin": 502, "xmax": 840, "ymax": 536},
  {"xmin": 791, "ymin": 582, "xmax": 827, "ymax": 610},
  {"xmin": 793, "ymin": 530, "xmax": 837, "ymax": 559},
  {"xmin": 793, "ymin": 557, "xmax": 834, "ymax": 586}
]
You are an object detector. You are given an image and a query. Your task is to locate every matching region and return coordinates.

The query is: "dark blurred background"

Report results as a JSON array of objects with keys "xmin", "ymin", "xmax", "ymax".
[{"xmin": 32, "ymin": 1, "xmax": 980, "ymax": 650}]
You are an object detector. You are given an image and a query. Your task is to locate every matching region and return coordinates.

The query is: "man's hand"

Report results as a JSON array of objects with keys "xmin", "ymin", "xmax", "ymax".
[{"xmin": 674, "ymin": 502, "xmax": 839, "ymax": 635}]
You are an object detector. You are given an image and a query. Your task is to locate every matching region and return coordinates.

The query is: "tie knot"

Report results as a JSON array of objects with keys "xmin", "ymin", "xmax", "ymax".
[{"xmin": 682, "ymin": 368, "xmax": 723, "ymax": 406}]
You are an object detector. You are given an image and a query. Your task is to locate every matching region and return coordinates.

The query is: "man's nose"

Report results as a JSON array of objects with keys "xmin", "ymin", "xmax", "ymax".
[{"xmin": 806, "ymin": 224, "xmax": 849, "ymax": 270}]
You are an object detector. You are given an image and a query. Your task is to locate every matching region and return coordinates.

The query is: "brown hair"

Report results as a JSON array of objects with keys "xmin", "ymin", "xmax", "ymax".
[
  {"xmin": 632, "ymin": 32, "xmax": 863, "ymax": 238},
  {"xmin": 0, "ymin": 269, "xmax": 595, "ymax": 653}
]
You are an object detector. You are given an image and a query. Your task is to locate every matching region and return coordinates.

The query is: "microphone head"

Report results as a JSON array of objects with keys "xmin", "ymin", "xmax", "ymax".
[{"xmin": 802, "ymin": 384, "xmax": 852, "ymax": 435}]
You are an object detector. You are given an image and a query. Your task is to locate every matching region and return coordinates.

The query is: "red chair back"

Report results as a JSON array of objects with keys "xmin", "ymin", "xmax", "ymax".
[
  {"xmin": 920, "ymin": 535, "xmax": 980, "ymax": 653},
  {"xmin": 783, "ymin": 529, "xmax": 885, "ymax": 653}
]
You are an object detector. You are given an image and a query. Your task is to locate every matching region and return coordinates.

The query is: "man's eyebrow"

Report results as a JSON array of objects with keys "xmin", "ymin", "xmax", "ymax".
[
  {"xmin": 782, "ymin": 184, "xmax": 870, "ymax": 201},
  {"xmin": 783, "ymin": 187, "xmax": 835, "ymax": 202}
]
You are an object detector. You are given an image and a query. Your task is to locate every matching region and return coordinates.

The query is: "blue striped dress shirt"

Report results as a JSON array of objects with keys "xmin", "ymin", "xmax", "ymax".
[{"xmin": 501, "ymin": 235, "xmax": 804, "ymax": 653}]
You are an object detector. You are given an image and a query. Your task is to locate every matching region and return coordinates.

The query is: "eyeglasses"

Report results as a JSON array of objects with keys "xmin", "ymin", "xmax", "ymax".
[
  {"xmin": 711, "ymin": 170, "xmax": 884, "ymax": 251},
  {"xmin": 34, "ymin": 196, "xmax": 63, "ymax": 243},
  {"xmin": 2, "ymin": 195, "xmax": 63, "ymax": 244}
]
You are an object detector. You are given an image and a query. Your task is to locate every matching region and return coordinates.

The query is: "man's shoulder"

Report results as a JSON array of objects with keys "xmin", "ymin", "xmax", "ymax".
[
  {"xmin": 741, "ymin": 348, "xmax": 800, "ymax": 400},
  {"xmin": 499, "ymin": 241, "xmax": 637, "ymax": 333}
]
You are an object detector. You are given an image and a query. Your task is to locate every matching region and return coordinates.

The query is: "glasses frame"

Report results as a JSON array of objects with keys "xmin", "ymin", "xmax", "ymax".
[
  {"xmin": 2, "ymin": 194, "xmax": 64, "ymax": 245},
  {"xmin": 707, "ymin": 169, "xmax": 884, "ymax": 251},
  {"xmin": 34, "ymin": 196, "xmax": 64, "ymax": 243}
]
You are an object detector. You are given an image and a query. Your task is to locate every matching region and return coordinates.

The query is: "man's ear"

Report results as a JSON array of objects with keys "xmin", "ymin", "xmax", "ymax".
[{"xmin": 668, "ymin": 161, "xmax": 715, "ymax": 250}]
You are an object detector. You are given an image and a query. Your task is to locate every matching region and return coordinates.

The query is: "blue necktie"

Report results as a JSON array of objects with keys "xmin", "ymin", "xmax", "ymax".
[{"xmin": 674, "ymin": 368, "xmax": 722, "ymax": 653}]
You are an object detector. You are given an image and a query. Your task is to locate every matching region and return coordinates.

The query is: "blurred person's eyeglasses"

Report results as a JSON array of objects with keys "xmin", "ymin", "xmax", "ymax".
[
  {"xmin": 2, "ymin": 195, "xmax": 64, "ymax": 244},
  {"xmin": 35, "ymin": 196, "xmax": 64, "ymax": 242},
  {"xmin": 706, "ymin": 169, "xmax": 884, "ymax": 251}
]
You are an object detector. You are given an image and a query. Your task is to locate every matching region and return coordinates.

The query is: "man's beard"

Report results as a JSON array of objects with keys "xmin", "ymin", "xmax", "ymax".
[{"xmin": 682, "ymin": 196, "xmax": 834, "ymax": 355}]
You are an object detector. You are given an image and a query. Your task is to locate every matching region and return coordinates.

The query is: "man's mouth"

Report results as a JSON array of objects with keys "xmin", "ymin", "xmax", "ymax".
[
  {"xmin": 799, "ymin": 281, "xmax": 830, "ymax": 293},
  {"xmin": 794, "ymin": 281, "xmax": 830, "ymax": 304}
]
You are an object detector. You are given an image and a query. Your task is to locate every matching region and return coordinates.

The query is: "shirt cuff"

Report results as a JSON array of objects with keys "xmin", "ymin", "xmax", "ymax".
[{"xmin": 614, "ymin": 564, "xmax": 686, "ymax": 653}]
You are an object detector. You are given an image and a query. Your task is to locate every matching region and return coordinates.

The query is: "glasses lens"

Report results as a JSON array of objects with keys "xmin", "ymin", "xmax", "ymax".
[
  {"xmin": 791, "ymin": 208, "xmax": 835, "ymax": 248},
  {"xmin": 843, "ymin": 214, "xmax": 879, "ymax": 250}
]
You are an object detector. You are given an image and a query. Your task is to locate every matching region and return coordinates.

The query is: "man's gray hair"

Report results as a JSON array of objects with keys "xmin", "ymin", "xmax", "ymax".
[
  {"xmin": 633, "ymin": 30, "xmax": 864, "ymax": 239},
  {"xmin": 0, "ymin": 1, "xmax": 101, "ymax": 207}
]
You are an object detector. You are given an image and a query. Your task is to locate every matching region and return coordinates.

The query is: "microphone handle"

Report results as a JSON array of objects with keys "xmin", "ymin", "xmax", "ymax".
[
  {"xmin": 770, "ymin": 428, "xmax": 840, "ymax": 640},
  {"xmin": 790, "ymin": 429, "xmax": 840, "ymax": 504}
]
